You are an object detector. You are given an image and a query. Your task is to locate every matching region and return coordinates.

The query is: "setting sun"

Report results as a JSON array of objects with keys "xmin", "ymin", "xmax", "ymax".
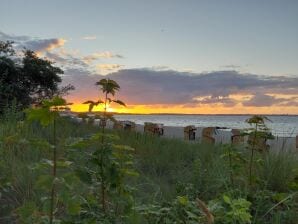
[{"xmin": 1, "ymin": 1, "xmax": 298, "ymax": 222}]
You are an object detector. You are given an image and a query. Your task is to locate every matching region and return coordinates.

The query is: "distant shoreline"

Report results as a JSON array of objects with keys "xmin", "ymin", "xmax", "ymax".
[{"xmin": 72, "ymin": 112, "xmax": 298, "ymax": 116}]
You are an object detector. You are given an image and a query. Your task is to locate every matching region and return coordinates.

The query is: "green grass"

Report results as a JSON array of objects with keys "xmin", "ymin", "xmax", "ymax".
[{"xmin": 0, "ymin": 111, "xmax": 297, "ymax": 223}]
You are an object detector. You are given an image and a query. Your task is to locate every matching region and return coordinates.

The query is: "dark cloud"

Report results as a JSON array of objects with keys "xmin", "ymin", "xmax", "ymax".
[
  {"xmin": 0, "ymin": 31, "xmax": 30, "ymax": 42},
  {"xmin": 45, "ymin": 52, "xmax": 68, "ymax": 63},
  {"xmin": 0, "ymin": 31, "xmax": 65, "ymax": 53},
  {"xmin": 62, "ymin": 69, "xmax": 104, "ymax": 102},
  {"xmin": 242, "ymin": 94, "xmax": 284, "ymax": 107},
  {"xmin": 280, "ymin": 101, "xmax": 298, "ymax": 107},
  {"xmin": 195, "ymin": 96, "xmax": 237, "ymax": 107},
  {"xmin": 23, "ymin": 38, "xmax": 65, "ymax": 52},
  {"xmin": 243, "ymin": 94, "xmax": 298, "ymax": 107},
  {"xmin": 82, "ymin": 52, "xmax": 124, "ymax": 63},
  {"xmin": 62, "ymin": 68, "xmax": 298, "ymax": 107},
  {"xmin": 45, "ymin": 52, "xmax": 89, "ymax": 70}
]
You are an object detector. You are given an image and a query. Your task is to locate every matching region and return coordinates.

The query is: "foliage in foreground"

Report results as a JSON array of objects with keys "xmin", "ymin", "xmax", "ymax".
[{"xmin": 0, "ymin": 109, "xmax": 298, "ymax": 223}]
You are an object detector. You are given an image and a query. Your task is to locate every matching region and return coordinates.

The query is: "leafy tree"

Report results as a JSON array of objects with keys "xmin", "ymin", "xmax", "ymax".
[
  {"xmin": 0, "ymin": 55, "xmax": 26, "ymax": 110},
  {"xmin": 22, "ymin": 50, "xmax": 63, "ymax": 103},
  {"xmin": 0, "ymin": 40, "xmax": 71, "ymax": 113},
  {"xmin": 0, "ymin": 40, "xmax": 15, "ymax": 55}
]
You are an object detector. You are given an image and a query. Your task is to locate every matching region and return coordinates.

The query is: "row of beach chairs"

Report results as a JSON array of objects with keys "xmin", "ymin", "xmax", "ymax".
[
  {"xmin": 114, "ymin": 121, "xmax": 298, "ymax": 151},
  {"xmin": 113, "ymin": 121, "xmax": 270, "ymax": 149},
  {"xmin": 69, "ymin": 114, "xmax": 298, "ymax": 150}
]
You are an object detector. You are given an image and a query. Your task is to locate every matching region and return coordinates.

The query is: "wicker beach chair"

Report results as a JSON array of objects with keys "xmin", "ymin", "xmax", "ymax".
[
  {"xmin": 231, "ymin": 129, "xmax": 244, "ymax": 145},
  {"xmin": 144, "ymin": 122, "xmax": 164, "ymax": 136},
  {"xmin": 202, "ymin": 127, "xmax": 215, "ymax": 144},
  {"xmin": 184, "ymin": 125, "xmax": 196, "ymax": 140},
  {"xmin": 113, "ymin": 120, "xmax": 136, "ymax": 131}
]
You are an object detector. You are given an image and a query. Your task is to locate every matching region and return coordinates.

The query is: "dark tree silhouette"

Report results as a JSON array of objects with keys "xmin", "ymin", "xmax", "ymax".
[{"xmin": 0, "ymin": 41, "xmax": 70, "ymax": 113}]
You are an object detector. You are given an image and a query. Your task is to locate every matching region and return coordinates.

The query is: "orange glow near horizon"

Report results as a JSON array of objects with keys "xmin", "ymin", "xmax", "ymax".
[
  {"xmin": 70, "ymin": 103, "xmax": 118, "ymax": 113},
  {"xmin": 69, "ymin": 103, "xmax": 298, "ymax": 115},
  {"xmin": 67, "ymin": 92, "xmax": 298, "ymax": 115}
]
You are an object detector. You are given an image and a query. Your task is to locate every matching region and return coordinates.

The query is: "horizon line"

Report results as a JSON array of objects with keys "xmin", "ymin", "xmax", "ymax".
[{"xmin": 69, "ymin": 111, "xmax": 298, "ymax": 116}]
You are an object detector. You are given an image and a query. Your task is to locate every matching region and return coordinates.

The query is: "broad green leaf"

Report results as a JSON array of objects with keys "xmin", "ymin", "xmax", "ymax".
[
  {"xmin": 43, "ymin": 96, "xmax": 67, "ymax": 108},
  {"xmin": 177, "ymin": 196, "xmax": 188, "ymax": 206},
  {"xmin": 223, "ymin": 195, "xmax": 231, "ymax": 204},
  {"xmin": 26, "ymin": 107, "xmax": 55, "ymax": 126}
]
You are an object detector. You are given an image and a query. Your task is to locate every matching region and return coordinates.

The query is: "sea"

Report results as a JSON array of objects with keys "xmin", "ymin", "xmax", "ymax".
[{"xmin": 114, "ymin": 114, "xmax": 298, "ymax": 137}]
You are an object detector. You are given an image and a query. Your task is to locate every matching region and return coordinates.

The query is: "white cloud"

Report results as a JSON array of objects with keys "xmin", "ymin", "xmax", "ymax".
[
  {"xmin": 95, "ymin": 64, "xmax": 123, "ymax": 74},
  {"xmin": 83, "ymin": 51, "xmax": 124, "ymax": 64},
  {"xmin": 82, "ymin": 36, "xmax": 97, "ymax": 40}
]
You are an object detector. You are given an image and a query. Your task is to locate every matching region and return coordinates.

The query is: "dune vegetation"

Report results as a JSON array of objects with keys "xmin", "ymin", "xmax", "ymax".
[
  {"xmin": 0, "ymin": 103, "xmax": 297, "ymax": 223},
  {"xmin": 1, "ymin": 40, "xmax": 298, "ymax": 223}
]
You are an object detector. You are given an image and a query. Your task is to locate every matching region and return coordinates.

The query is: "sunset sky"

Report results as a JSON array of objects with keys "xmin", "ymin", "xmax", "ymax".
[{"xmin": 1, "ymin": 0, "xmax": 298, "ymax": 114}]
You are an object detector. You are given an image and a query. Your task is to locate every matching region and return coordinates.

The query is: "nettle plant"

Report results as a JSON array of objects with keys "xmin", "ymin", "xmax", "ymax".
[
  {"xmin": 136, "ymin": 196, "xmax": 214, "ymax": 224},
  {"xmin": 243, "ymin": 115, "xmax": 274, "ymax": 186},
  {"xmin": 23, "ymin": 97, "xmax": 82, "ymax": 223},
  {"xmin": 221, "ymin": 144, "xmax": 246, "ymax": 186},
  {"xmin": 73, "ymin": 79, "xmax": 137, "ymax": 219},
  {"xmin": 83, "ymin": 78, "xmax": 125, "ymax": 127},
  {"xmin": 208, "ymin": 194, "xmax": 252, "ymax": 224}
]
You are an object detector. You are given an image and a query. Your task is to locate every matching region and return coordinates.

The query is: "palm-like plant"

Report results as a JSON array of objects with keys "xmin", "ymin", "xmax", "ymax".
[
  {"xmin": 96, "ymin": 79, "xmax": 120, "ymax": 97},
  {"xmin": 82, "ymin": 79, "xmax": 125, "ymax": 213},
  {"xmin": 83, "ymin": 100, "xmax": 104, "ymax": 112},
  {"xmin": 96, "ymin": 78, "xmax": 125, "ymax": 113},
  {"xmin": 244, "ymin": 115, "xmax": 274, "ymax": 186},
  {"xmin": 84, "ymin": 79, "xmax": 125, "ymax": 136},
  {"xmin": 83, "ymin": 78, "xmax": 125, "ymax": 116}
]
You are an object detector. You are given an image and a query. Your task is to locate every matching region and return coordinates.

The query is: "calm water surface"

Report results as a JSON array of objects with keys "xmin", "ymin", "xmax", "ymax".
[{"xmin": 114, "ymin": 115, "xmax": 298, "ymax": 137}]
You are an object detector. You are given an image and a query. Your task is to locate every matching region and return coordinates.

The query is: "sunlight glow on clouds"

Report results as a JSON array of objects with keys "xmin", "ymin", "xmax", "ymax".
[
  {"xmin": 95, "ymin": 64, "xmax": 123, "ymax": 74},
  {"xmin": 82, "ymin": 51, "xmax": 123, "ymax": 64},
  {"xmin": 28, "ymin": 38, "xmax": 66, "ymax": 53},
  {"xmin": 62, "ymin": 68, "xmax": 298, "ymax": 114},
  {"xmin": 0, "ymin": 31, "xmax": 123, "ymax": 74},
  {"xmin": 0, "ymin": 31, "xmax": 66, "ymax": 55},
  {"xmin": 1, "ymin": 31, "xmax": 297, "ymax": 114}
]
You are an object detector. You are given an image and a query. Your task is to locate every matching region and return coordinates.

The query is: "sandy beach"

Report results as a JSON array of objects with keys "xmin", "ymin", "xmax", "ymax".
[{"xmin": 96, "ymin": 119, "xmax": 297, "ymax": 152}]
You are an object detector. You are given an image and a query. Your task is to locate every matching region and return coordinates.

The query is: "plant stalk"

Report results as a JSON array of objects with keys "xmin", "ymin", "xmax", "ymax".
[
  {"xmin": 249, "ymin": 123, "xmax": 257, "ymax": 186},
  {"xmin": 50, "ymin": 117, "xmax": 57, "ymax": 224},
  {"xmin": 100, "ymin": 91, "xmax": 108, "ymax": 212},
  {"xmin": 228, "ymin": 145, "xmax": 234, "ymax": 186}
]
